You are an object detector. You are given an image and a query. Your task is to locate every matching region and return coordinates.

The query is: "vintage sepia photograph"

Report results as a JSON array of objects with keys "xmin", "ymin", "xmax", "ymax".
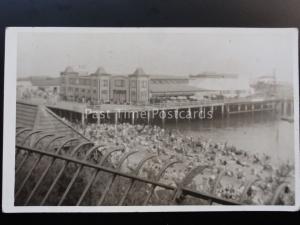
[{"xmin": 2, "ymin": 28, "xmax": 299, "ymax": 212}]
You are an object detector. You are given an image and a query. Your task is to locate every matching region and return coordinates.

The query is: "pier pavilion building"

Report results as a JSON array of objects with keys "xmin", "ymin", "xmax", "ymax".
[{"xmin": 59, "ymin": 66, "xmax": 200, "ymax": 105}]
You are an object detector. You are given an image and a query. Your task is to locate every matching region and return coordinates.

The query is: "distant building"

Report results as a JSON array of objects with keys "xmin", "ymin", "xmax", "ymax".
[
  {"xmin": 189, "ymin": 72, "xmax": 252, "ymax": 99},
  {"xmin": 16, "ymin": 80, "xmax": 35, "ymax": 98},
  {"xmin": 250, "ymin": 75, "xmax": 293, "ymax": 98},
  {"xmin": 17, "ymin": 76, "xmax": 60, "ymax": 98},
  {"xmin": 30, "ymin": 77, "xmax": 60, "ymax": 94},
  {"xmin": 60, "ymin": 66, "xmax": 199, "ymax": 105}
]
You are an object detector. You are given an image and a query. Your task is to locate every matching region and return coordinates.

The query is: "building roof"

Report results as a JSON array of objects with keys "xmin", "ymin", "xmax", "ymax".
[
  {"xmin": 30, "ymin": 77, "xmax": 61, "ymax": 87},
  {"xmin": 64, "ymin": 66, "xmax": 75, "ymax": 73},
  {"xmin": 190, "ymin": 73, "xmax": 238, "ymax": 79},
  {"xmin": 16, "ymin": 101, "xmax": 88, "ymax": 141},
  {"xmin": 95, "ymin": 67, "xmax": 106, "ymax": 74},
  {"xmin": 95, "ymin": 67, "xmax": 108, "ymax": 75},
  {"xmin": 16, "ymin": 101, "xmax": 39, "ymax": 128},
  {"xmin": 149, "ymin": 83, "xmax": 200, "ymax": 96},
  {"xmin": 17, "ymin": 80, "xmax": 32, "ymax": 87},
  {"xmin": 190, "ymin": 77, "xmax": 250, "ymax": 91},
  {"xmin": 129, "ymin": 67, "xmax": 149, "ymax": 78},
  {"xmin": 61, "ymin": 66, "xmax": 80, "ymax": 76},
  {"xmin": 149, "ymin": 75, "xmax": 189, "ymax": 80},
  {"xmin": 133, "ymin": 67, "xmax": 146, "ymax": 75},
  {"xmin": 90, "ymin": 67, "xmax": 111, "ymax": 77}
]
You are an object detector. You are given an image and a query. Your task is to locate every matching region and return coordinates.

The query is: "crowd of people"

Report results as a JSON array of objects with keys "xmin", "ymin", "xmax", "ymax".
[{"xmin": 68, "ymin": 121, "xmax": 294, "ymax": 205}]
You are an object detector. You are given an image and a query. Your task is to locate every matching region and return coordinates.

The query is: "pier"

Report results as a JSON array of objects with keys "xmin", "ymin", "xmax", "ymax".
[{"xmin": 18, "ymin": 96, "xmax": 294, "ymax": 126}]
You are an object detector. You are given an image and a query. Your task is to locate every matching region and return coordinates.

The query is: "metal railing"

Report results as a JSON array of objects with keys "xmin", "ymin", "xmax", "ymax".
[
  {"xmin": 15, "ymin": 127, "xmax": 289, "ymax": 206},
  {"xmin": 87, "ymin": 97, "xmax": 284, "ymax": 112},
  {"xmin": 147, "ymin": 97, "xmax": 284, "ymax": 109}
]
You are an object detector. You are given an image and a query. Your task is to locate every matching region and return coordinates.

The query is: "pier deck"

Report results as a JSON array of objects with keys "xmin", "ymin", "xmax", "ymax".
[{"xmin": 17, "ymin": 96, "xmax": 293, "ymax": 125}]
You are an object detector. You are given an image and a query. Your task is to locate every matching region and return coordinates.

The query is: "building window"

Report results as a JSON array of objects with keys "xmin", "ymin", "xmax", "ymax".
[
  {"xmin": 103, "ymin": 80, "xmax": 108, "ymax": 87},
  {"xmin": 79, "ymin": 79, "xmax": 86, "ymax": 85},
  {"xmin": 70, "ymin": 78, "xmax": 76, "ymax": 84},
  {"xmin": 93, "ymin": 90, "xmax": 97, "ymax": 94},
  {"xmin": 115, "ymin": 79, "xmax": 124, "ymax": 87},
  {"xmin": 75, "ymin": 88, "xmax": 79, "ymax": 92},
  {"xmin": 131, "ymin": 91, "xmax": 136, "ymax": 98},
  {"xmin": 141, "ymin": 80, "xmax": 147, "ymax": 88},
  {"xmin": 140, "ymin": 91, "xmax": 146, "ymax": 99},
  {"xmin": 93, "ymin": 80, "xmax": 97, "ymax": 87},
  {"xmin": 101, "ymin": 90, "xmax": 108, "ymax": 95},
  {"xmin": 131, "ymin": 80, "xmax": 136, "ymax": 88}
]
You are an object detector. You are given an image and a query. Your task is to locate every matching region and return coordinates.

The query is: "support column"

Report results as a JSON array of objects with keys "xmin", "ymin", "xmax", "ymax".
[
  {"xmin": 260, "ymin": 104, "xmax": 264, "ymax": 110},
  {"xmin": 221, "ymin": 105, "xmax": 224, "ymax": 117},
  {"xmin": 162, "ymin": 110, "xmax": 166, "ymax": 124},
  {"xmin": 175, "ymin": 109, "xmax": 178, "ymax": 122},
  {"xmin": 272, "ymin": 102, "xmax": 276, "ymax": 112},
  {"xmin": 97, "ymin": 113, "xmax": 100, "ymax": 125},
  {"xmin": 288, "ymin": 101, "xmax": 292, "ymax": 116},
  {"xmin": 131, "ymin": 111, "xmax": 135, "ymax": 125},
  {"xmin": 188, "ymin": 108, "xmax": 191, "ymax": 120},
  {"xmin": 115, "ymin": 112, "xmax": 118, "ymax": 125},
  {"xmin": 81, "ymin": 112, "xmax": 85, "ymax": 126},
  {"xmin": 245, "ymin": 105, "xmax": 248, "ymax": 112},
  {"xmin": 198, "ymin": 106, "xmax": 201, "ymax": 119},
  {"xmin": 227, "ymin": 105, "xmax": 230, "ymax": 114},
  {"xmin": 147, "ymin": 111, "xmax": 151, "ymax": 125},
  {"xmin": 238, "ymin": 105, "xmax": 241, "ymax": 112},
  {"xmin": 283, "ymin": 101, "xmax": 287, "ymax": 116}
]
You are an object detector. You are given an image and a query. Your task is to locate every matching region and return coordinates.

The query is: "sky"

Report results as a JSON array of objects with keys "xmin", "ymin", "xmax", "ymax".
[{"xmin": 16, "ymin": 28, "xmax": 297, "ymax": 83}]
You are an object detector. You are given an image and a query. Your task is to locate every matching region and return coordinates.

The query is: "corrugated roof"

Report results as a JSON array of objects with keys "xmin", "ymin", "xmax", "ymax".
[
  {"xmin": 149, "ymin": 75, "xmax": 189, "ymax": 80},
  {"xmin": 150, "ymin": 83, "xmax": 200, "ymax": 95},
  {"xmin": 190, "ymin": 77, "xmax": 250, "ymax": 91},
  {"xmin": 16, "ymin": 102, "xmax": 39, "ymax": 128},
  {"xmin": 16, "ymin": 101, "xmax": 89, "ymax": 141}
]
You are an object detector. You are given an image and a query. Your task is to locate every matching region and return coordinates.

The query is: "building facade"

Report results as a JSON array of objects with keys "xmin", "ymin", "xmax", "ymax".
[{"xmin": 60, "ymin": 66, "xmax": 199, "ymax": 105}]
